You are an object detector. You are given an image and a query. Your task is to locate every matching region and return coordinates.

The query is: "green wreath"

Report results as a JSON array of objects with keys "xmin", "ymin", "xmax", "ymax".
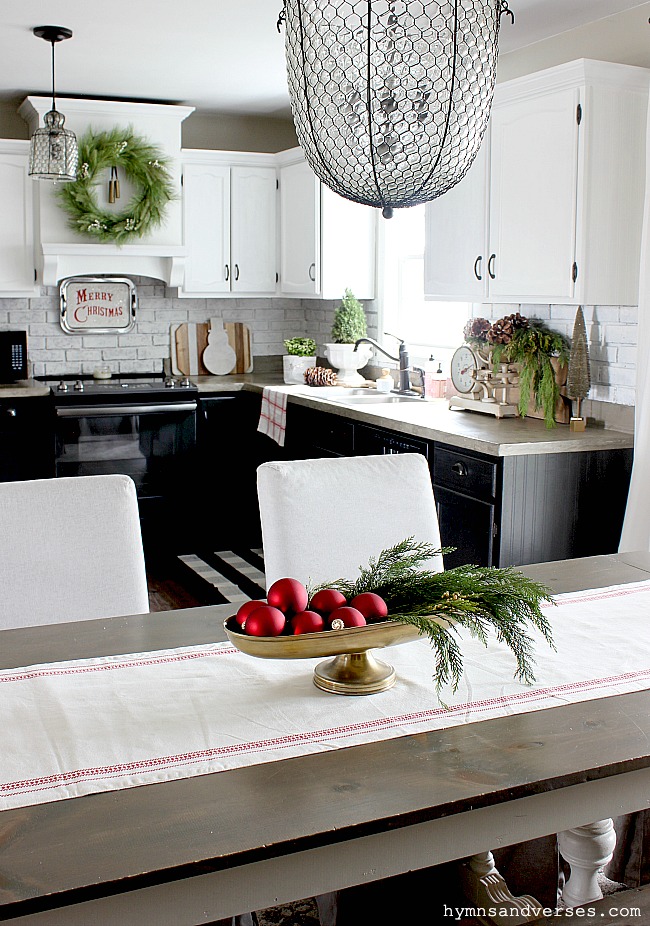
[{"xmin": 57, "ymin": 127, "xmax": 176, "ymax": 244}]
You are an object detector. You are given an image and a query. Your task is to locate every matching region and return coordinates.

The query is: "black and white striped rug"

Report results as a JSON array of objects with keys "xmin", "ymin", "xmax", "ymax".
[{"xmin": 177, "ymin": 547, "xmax": 266, "ymax": 606}]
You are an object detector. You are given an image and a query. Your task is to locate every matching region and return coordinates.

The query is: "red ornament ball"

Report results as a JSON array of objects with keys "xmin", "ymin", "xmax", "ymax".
[
  {"xmin": 235, "ymin": 598, "xmax": 267, "ymax": 627},
  {"xmin": 267, "ymin": 577, "xmax": 309, "ymax": 615},
  {"xmin": 328, "ymin": 606, "xmax": 366, "ymax": 629},
  {"xmin": 349, "ymin": 592, "xmax": 388, "ymax": 622},
  {"xmin": 244, "ymin": 605, "xmax": 286, "ymax": 637},
  {"xmin": 291, "ymin": 610, "xmax": 326, "ymax": 634},
  {"xmin": 309, "ymin": 587, "xmax": 347, "ymax": 615}
]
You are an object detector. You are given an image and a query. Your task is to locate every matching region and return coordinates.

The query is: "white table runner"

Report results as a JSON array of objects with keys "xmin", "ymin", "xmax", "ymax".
[{"xmin": 2, "ymin": 580, "xmax": 650, "ymax": 810}]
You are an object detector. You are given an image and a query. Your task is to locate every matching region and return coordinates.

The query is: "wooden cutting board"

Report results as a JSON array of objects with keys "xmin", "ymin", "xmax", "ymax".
[{"xmin": 172, "ymin": 322, "xmax": 253, "ymax": 376}]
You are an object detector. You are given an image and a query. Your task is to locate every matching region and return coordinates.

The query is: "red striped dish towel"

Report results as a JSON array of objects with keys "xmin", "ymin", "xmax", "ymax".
[{"xmin": 257, "ymin": 387, "xmax": 289, "ymax": 446}]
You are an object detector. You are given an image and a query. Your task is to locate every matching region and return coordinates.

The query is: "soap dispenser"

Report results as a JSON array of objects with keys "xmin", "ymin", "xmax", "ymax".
[{"xmin": 424, "ymin": 356, "xmax": 446, "ymax": 399}]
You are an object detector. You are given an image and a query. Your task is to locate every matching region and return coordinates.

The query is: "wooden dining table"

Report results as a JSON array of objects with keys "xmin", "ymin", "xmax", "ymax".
[{"xmin": 2, "ymin": 551, "xmax": 650, "ymax": 925}]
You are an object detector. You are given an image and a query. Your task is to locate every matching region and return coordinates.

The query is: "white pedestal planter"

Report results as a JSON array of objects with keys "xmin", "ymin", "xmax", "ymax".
[
  {"xmin": 323, "ymin": 343, "xmax": 373, "ymax": 386},
  {"xmin": 283, "ymin": 355, "xmax": 316, "ymax": 385}
]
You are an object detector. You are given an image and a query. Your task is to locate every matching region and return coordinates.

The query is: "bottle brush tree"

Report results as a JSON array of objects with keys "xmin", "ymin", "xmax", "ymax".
[{"xmin": 566, "ymin": 306, "xmax": 591, "ymax": 421}]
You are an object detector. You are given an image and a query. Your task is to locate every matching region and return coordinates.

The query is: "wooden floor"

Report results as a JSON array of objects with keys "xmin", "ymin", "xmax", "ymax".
[{"xmin": 146, "ymin": 553, "xmax": 208, "ymax": 612}]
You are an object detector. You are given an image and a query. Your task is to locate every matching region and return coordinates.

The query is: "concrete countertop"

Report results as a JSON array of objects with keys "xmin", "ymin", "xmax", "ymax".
[
  {"xmin": 191, "ymin": 374, "xmax": 635, "ymax": 458},
  {"xmin": 0, "ymin": 379, "xmax": 51, "ymax": 398}
]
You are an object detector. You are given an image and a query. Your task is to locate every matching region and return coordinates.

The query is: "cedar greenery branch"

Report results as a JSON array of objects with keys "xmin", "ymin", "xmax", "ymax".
[
  {"xmin": 311, "ymin": 538, "xmax": 556, "ymax": 696},
  {"xmin": 465, "ymin": 314, "xmax": 571, "ymax": 428},
  {"xmin": 57, "ymin": 127, "xmax": 176, "ymax": 244}
]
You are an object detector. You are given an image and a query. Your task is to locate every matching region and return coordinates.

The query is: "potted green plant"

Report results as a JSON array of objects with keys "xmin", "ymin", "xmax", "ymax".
[
  {"xmin": 282, "ymin": 337, "xmax": 317, "ymax": 384},
  {"xmin": 466, "ymin": 314, "xmax": 571, "ymax": 428},
  {"xmin": 324, "ymin": 289, "xmax": 372, "ymax": 385}
]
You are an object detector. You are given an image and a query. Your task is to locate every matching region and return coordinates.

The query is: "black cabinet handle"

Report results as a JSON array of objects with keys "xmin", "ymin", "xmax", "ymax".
[
  {"xmin": 451, "ymin": 461, "xmax": 467, "ymax": 477},
  {"xmin": 234, "ymin": 264, "xmax": 240, "ymax": 281},
  {"xmin": 225, "ymin": 264, "xmax": 230, "ymax": 281},
  {"xmin": 488, "ymin": 253, "xmax": 496, "ymax": 280},
  {"xmin": 308, "ymin": 262, "xmax": 316, "ymax": 282},
  {"xmin": 473, "ymin": 255, "xmax": 483, "ymax": 281}
]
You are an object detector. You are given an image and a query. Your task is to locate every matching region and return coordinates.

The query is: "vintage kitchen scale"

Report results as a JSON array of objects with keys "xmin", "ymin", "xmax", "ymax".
[{"xmin": 449, "ymin": 344, "xmax": 520, "ymax": 418}]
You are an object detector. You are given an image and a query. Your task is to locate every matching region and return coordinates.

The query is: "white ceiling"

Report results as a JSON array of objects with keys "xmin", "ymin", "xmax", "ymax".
[{"xmin": 1, "ymin": 0, "xmax": 648, "ymax": 118}]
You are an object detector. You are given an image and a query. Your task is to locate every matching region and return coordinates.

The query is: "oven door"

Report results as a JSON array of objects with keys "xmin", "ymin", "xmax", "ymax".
[{"xmin": 54, "ymin": 401, "xmax": 197, "ymax": 546}]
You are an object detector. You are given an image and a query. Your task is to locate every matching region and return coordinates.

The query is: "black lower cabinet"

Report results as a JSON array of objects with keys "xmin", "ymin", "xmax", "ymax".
[
  {"xmin": 285, "ymin": 404, "xmax": 355, "ymax": 458},
  {"xmin": 197, "ymin": 397, "xmax": 632, "ymax": 570},
  {"xmin": 196, "ymin": 391, "xmax": 276, "ymax": 549},
  {"xmin": 0, "ymin": 396, "xmax": 55, "ymax": 483},
  {"xmin": 434, "ymin": 486, "xmax": 496, "ymax": 568}
]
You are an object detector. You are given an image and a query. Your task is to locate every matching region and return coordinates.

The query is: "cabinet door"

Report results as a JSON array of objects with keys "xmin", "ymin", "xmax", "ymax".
[
  {"xmin": 488, "ymin": 87, "xmax": 579, "ymax": 301},
  {"xmin": 0, "ymin": 145, "xmax": 36, "ymax": 295},
  {"xmin": 0, "ymin": 397, "xmax": 55, "ymax": 482},
  {"xmin": 231, "ymin": 166, "xmax": 277, "ymax": 293},
  {"xmin": 424, "ymin": 140, "xmax": 489, "ymax": 300},
  {"xmin": 279, "ymin": 160, "xmax": 320, "ymax": 295},
  {"xmin": 182, "ymin": 161, "xmax": 230, "ymax": 293},
  {"xmin": 320, "ymin": 186, "xmax": 376, "ymax": 300},
  {"xmin": 434, "ymin": 486, "xmax": 496, "ymax": 568}
]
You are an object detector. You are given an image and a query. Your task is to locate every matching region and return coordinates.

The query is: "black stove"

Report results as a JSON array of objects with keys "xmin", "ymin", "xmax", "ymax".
[{"xmin": 44, "ymin": 375, "xmax": 198, "ymax": 406}]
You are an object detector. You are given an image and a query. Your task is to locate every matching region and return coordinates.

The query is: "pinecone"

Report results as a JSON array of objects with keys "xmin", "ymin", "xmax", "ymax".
[
  {"xmin": 487, "ymin": 312, "xmax": 529, "ymax": 345},
  {"xmin": 463, "ymin": 317, "xmax": 491, "ymax": 342},
  {"xmin": 304, "ymin": 366, "xmax": 337, "ymax": 386}
]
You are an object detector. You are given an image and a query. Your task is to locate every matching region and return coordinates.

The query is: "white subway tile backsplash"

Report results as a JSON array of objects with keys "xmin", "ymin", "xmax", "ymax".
[{"xmin": 0, "ymin": 275, "xmax": 634, "ymax": 409}]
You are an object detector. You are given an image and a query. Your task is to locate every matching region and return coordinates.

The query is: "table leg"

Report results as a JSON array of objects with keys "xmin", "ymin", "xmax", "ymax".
[
  {"xmin": 460, "ymin": 851, "xmax": 543, "ymax": 925},
  {"xmin": 557, "ymin": 818, "xmax": 617, "ymax": 907}
]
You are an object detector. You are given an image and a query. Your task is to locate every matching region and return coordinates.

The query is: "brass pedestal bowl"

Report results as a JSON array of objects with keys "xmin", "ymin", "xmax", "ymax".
[{"xmin": 224, "ymin": 617, "xmax": 423, "ymax": 695}]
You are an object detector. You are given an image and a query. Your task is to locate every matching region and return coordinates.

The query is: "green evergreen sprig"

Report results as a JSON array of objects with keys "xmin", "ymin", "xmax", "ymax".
[
  {"xmin": 310, "ymin": 538, "xmax": 556, "ymax": 695},
  {"xmin": 57, "ymin": 127, "xmax": 176, "ymax": 244},
  {"xmin": 491, "ymin": 320, "xmax": 571, "ymax": 428}
]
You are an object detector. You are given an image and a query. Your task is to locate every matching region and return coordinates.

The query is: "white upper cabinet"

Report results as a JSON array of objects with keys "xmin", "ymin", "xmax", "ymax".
[
  {"xmin": 277, "ymin": 148, "xmax": 376, "ymax": 300},
  {"xmin": 424, "ymin": 59, "xmax": 650, "ymax": 305},
  {"xmin": 424, "ymin": 139, "xmax": 489, "ymax": 300},
  {"xmin": 278, "ymin": 158, "xmax": 320, "ymax": 295},
  {"xmin": 0, "ymin": 141, "xmax": 37, "ymax": 296},
  {"xmin": 180, "ymin": 152, "xmax": 277, "ymax": 296}
]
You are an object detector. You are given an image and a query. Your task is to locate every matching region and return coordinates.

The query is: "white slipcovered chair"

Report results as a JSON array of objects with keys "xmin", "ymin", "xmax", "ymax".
[
  {"xmin": 0, "ymin": 474, "xmax": 149, "ymax": 629},
  {"xmin": 257, "ymin": 452, "xmax": 443, "ymax": 588},
  {"xmin": 256, "ymin": 453, "xmax": 555, "ymax": 925}
]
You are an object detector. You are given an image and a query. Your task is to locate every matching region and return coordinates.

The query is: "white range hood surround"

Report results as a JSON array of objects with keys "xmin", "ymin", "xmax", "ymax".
[{"xmin": 19, "ymin": 97, "xmax": 194, "ymax": 287}]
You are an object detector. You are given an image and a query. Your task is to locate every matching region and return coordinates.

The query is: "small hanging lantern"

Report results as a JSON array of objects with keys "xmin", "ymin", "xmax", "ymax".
[
  {"xmin": 280, "ymin": 0, "xmax": 514, "ymax": 217},
  {"xmin": 28, "ymin": 26, "xmax": 79, "ymax": 182}
]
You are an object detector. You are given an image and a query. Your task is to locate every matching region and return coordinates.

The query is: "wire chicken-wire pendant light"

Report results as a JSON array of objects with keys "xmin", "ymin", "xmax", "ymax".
[
  {"xmin": 28, "ymin": 26, "xmax": 79, "ymax": 182},
  {"xmin": 280, "ymin": 0, "xmax": 513, "ymax": 217}
]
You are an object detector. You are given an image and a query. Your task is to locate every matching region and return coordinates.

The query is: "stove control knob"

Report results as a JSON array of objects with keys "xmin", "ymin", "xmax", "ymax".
[
  {"xmin": 74, "ymin": 380, "xmax": 84, "ymax": 391},
  {"xmin": 164, "ymin": 377, "xmax": 176, "ymax": 388},
  {"xmin": 180, "ymin": 377, "xmax": 191, "ymax": 388},
  {"xmin": 57, "ymin": 381, "xmax": 68, "ymax": 392}
]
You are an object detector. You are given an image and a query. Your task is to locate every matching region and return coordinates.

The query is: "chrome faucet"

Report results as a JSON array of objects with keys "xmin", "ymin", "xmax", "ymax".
[{"xmin": 354, "ymin": 334, "xmax": 423, "ymax": 396}]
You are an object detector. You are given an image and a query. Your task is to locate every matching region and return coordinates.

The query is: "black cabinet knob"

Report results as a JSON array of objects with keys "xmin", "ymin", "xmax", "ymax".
[{"xmin": 451, "ymin": 461, "xmax": 467, "ymax": 477}]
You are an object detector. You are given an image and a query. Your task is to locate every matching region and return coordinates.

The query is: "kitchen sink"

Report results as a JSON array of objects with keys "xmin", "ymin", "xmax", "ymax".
[{"xmin": 323, "ymin": 391, "xmax": 424, "ymax": 404}]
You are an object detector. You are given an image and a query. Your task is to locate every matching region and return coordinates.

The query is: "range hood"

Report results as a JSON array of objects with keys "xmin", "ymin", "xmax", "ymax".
[{"xmin": 19, "ymin": 97, "xmax": 194, "ymax": 287}]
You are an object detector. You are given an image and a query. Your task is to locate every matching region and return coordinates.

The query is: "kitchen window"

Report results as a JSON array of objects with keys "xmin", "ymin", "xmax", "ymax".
[{"xmin": 379, "ymin": 204, "xmax": 469, "ymax": 364}]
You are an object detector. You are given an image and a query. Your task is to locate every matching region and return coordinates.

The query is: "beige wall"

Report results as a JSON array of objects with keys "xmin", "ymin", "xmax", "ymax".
[
  {"xmin": 498, "ymin": 2, "xmax": 650, "ymax": 82},
  {"xmin": 182, "ymin": 110, "xmax": 296, "ymax": 153},
  {"xmin": 0, "ymin": 99, "xmax": 297, "ymax": 153}
]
